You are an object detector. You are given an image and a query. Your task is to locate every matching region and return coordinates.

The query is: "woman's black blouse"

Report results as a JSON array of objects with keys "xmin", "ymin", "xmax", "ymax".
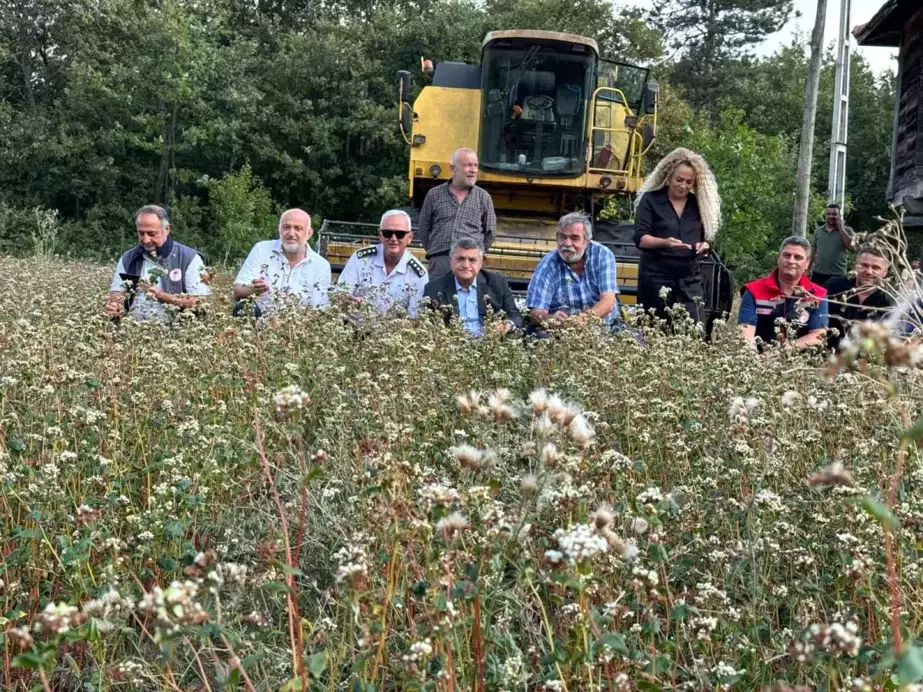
[{"xmin": 633, "ymin": 188, "xmax": 705, "ymax": 270}]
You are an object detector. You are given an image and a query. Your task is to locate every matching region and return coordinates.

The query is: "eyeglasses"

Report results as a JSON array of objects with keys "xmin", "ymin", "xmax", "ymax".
[{"xmin": 380, "ymin": 230, "xmax": 410, "ymax": 240}]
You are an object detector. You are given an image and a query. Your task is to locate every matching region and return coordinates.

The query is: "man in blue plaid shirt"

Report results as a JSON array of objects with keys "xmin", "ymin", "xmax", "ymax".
[{"xmin": 526, "ymin": 212, "xmax": 620, "ymax": 329}]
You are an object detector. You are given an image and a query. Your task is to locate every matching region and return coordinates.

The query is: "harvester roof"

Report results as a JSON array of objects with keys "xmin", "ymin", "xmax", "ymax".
[{"xmin": 482, "ymin": 30, "xmax": 599, "ymax": 55}]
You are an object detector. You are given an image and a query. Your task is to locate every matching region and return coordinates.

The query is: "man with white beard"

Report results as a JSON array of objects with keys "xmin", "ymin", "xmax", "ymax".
[
  {"xmin": 526, "ymin": 211, "xmax": 621, "ymax": 329},
  {"xmin": 233, "ymin": 209, "xmax": 331, "ymax": 316}
]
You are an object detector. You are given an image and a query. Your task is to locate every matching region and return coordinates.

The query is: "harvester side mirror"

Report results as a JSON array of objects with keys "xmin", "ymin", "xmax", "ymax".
[
  {"xmin": 642, "ymin": 81, "xmax": 659, "ymax": 115},
  {"xmin": 642, "ymin": 122, "xmax": 656, "ymax": 151},
  {"xmin": 401, "ymin": 103, "xmax": 413, "ymax": 137},
  {"xmin": 397, "ymin": 70, "xmax": 414, "ymax": 137},
  {"xmin": 397, "ymin": 70, "xmax": 413, "ymax": 103}
]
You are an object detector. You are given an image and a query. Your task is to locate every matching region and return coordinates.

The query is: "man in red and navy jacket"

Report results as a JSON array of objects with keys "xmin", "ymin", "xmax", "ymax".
[{"xmin": 739, "ymin": 236, "xmax": 829, "ymax": 348}]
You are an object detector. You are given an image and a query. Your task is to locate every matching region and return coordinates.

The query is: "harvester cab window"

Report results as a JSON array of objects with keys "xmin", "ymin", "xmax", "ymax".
[{"xmin": 479, "ymin": 43, "xmax": 594, "ymax": 177}]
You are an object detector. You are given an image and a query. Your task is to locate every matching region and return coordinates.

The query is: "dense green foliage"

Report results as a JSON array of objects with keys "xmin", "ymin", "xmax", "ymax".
[{"xmin": 0, "ymin": 0, "xmax": 896, "ymax": 277}]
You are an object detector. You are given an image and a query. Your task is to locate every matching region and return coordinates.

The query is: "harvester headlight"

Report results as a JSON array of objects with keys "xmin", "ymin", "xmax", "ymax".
[
  {"xmin": 600, "ymin": 176, "xmax": 612, "ymax": 189},
  {"xmin": 429, "ymin": 164, "xmax": 442, "ymax": 178}
]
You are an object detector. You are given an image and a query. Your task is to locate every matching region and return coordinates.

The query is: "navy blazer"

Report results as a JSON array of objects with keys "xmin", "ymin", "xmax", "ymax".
[{"xmin": 423, "ymin": 270, "xmax": 523, "ymax": 329}]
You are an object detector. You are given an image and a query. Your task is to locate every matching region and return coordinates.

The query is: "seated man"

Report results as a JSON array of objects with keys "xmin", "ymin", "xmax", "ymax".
[
  {"xmin": 526, "ymin": 211, "xmax": 620, "ymax": 329},
  {"xmin": 824, "ymin": 244, "xmax": 895, "ymax": 349},
  {"xmin": 336, "ymin": 209, "xmax": 428, "ymax": 316},
  {"xmin": 104, "ymin": 205, "xmax": 209, "ymax": 322},
  {"xmin": 423, "ymin": 238, "xmax": 522, "ymax": 336},
  {"xmin": 739, "ymin": 236, "xmax": 828, "ymax": 349},
  {"xmin": 233, "ymin": 209, "xmax": 330, "ymax": 316}
]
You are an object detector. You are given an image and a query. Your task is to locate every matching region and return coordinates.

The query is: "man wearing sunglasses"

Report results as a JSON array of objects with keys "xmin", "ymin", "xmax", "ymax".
[{"xmin": 336, "ymin": 209, "xmax": 429, "ymax": 316}]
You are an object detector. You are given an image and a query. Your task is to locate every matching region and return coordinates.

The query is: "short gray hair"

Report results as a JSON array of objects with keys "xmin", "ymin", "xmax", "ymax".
[
  {"xmin": 450, "ymin": 148, "xmax": 477, "ymax": 166},
  {"xmin": 557, "ymin": 211, "xmax": 593, "ymax": 241},
  {"xmin": 779, "ymin": 235, "xmax": 811, "ymax": 254},
  {"xmin": 450, "ymin": 237, "xmax": 484, "ymax": 258},
  {"xmin": 379, "ymin": 209, "xmax": 412, "ymax": 229},
  {"xmin": 135, "ymin": 205, "xmax": 170, "ymax": 230}
]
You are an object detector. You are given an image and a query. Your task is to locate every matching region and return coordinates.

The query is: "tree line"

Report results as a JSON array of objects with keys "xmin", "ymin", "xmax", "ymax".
[{"xmin": 0, "ymin": 0, "xmax": 896, "ymax": 278}]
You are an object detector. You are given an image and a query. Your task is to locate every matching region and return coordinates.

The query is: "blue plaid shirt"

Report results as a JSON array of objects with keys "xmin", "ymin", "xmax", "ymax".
[{"xmin": 526, "ymin": 241, "xmax": 620, "ymax": 321}]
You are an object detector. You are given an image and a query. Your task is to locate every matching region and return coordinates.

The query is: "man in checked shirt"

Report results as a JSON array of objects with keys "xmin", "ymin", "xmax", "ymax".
[
  {"xmin": 417, "ymin": 148, "xmax": 497, "ymax": 279},
  {"xmin": 526, "ymin": 211, "xmax": 621, "ymax": 332}
]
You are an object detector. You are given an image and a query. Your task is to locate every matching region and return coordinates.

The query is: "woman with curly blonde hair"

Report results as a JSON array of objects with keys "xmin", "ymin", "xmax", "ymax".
[{"xmin": 633, "ymin": 148, "xmax": 721, "ymax": 323}]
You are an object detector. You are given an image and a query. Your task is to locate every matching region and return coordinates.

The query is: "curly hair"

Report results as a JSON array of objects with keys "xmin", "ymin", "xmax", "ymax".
[{"xmin": 634, "ymin": 148, "xmax": 721, "ymax": 242}]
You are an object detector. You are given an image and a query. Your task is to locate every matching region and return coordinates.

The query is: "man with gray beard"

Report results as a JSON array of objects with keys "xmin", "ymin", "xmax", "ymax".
[
  {"xmin": 526, "ymin": 211, "xmax": 620, "ymax": 329},
  {"xmin": 233, "ymin": 209, "xmax": 331, "ymax": 316}
]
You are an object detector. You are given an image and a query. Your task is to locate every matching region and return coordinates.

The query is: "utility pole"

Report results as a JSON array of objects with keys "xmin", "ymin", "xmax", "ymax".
[
  {"xmin": 827, "ymin": 0, "xmax": 851, "ymax": 207},
  {"xmin": 792, "ymin": 0, "xmax": 828, "ymax": 237}
]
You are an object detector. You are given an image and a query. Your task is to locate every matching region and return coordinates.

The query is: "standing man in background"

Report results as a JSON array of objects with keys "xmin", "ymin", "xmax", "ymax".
[
  {"xmin": 810, "ymin": 203, "xmax": 854, "ymax": 287},
  {"xmin": 104, "ymin": 205, "xmax": 210, "ymax": 321},
  {"xmin": 417, "ymin": 148, "xmax": 497, "ymax": 279}
]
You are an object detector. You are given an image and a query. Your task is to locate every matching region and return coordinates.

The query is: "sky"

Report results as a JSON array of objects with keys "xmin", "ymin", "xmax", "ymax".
[
  {"xmin": 622, "ymin": 0, "xmax": 899, "ymax": 75},
  {"xmin": 759, "ymin": 0, "xmax": 898, "ymax": 74}
]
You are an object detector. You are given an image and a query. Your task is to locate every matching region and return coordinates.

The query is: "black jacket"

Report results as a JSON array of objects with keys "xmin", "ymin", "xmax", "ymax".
[
  {"xmin": 423, "ymin": 270, "xmax": 523, "ymax": 330},
  {"xmin": 825, "ymin": 276, "xmax": 895, "ymax": 348}
]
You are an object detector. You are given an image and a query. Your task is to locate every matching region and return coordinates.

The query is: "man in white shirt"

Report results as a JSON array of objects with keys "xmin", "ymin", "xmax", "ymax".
[
  {"xmin": 233, "ymin": 209, "xmax": 331, "ymax": 316},
  {"xmin": 104, "ymin": 205, "xmax": 210, "ymax": 322},
  {"xmin": 336, "ymin": 209, "xmax": 429, "ymax": 317}
]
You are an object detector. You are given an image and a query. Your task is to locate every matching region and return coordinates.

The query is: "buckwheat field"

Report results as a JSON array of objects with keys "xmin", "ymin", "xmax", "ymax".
[{"xmin": 3, "ymin": 255, "xmax": 923, "ymax": 692}]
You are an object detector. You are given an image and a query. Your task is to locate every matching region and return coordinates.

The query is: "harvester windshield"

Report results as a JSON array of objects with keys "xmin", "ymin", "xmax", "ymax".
[{"xmin": 479, "ymin": 39, "xmax": 595, "ymax": 177}]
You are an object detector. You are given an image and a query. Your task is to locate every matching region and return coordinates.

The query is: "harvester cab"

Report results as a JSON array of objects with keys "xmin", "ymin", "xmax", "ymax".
[{"xmin": 319, "ymin": 30, "xmax": 733, "ymax": 324}]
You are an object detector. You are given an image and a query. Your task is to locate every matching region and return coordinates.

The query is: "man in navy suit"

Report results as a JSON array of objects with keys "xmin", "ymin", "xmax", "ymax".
[{"xmin": 423, "ymin": 238, "xmax": 522, "ymax": 335}]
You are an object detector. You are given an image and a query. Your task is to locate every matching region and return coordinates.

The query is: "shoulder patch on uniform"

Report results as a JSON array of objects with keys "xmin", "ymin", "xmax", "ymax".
[
  {"xmin": 408, "ymin": 257, "xmax": 426, "ymax": 277},
  {"xmin": 356, "ymin": 246, "xmax": 378, "ymax": 259}
]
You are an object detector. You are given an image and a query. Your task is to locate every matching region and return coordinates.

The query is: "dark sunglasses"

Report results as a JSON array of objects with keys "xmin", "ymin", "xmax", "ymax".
[{"xmin": 380, "ymin": 229, "xmax": 410, "ymax": 239}]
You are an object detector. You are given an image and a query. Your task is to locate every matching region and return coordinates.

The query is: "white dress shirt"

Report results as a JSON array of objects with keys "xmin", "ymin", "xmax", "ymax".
[
  {"xmin": 235, "ymin": 240, "xmax": 331, "ymax": 310},
  {"xmin": 337, "ymin": 244, "xmax": 429, "ymax": 317},
  {"xmin": 110, "ymin": 254, "xmax": 209, "ymax": 321}
]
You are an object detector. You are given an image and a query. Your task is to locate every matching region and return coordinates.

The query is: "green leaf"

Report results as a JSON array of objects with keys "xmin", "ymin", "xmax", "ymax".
[
  {"xmin": 858, "ymin": 496, "xmax": 899, "ymax": 529},
  {"xmin": 902, "ymin": 415, "xmax": 923, "ymax": 441},
  {"xmin": 156, "ymin": 557, "xmax": 179, "ymax": 571},
  {"xmin": 279, "ymin": 678, "xmax": 304, "ymax": 691},
  {"xmin": 7, "ymin": 438, "xmax": 25, "ymax": 454},
  {"xmin": 593, "ymin": 632, "xmax": 629, "ymax": 657},
  {"xmin": 12, "ymin": 653, "xmax": 43, "ymax": 670},
  {"xmin": 307, "ymin": 649, "xmax": 328, "ymax": 678},
  {"xmin": 898, "ymin": 645, "xmax": 923, "ymax": 684}
]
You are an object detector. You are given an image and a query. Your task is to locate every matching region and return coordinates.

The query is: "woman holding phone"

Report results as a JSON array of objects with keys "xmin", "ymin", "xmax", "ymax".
[{"xmin": 633, "ymin": 148, "xmax": 721, "ymax": 323}]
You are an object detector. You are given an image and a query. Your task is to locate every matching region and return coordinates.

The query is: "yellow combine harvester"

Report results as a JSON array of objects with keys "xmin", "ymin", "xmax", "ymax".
[{"xmin": 320, "ymin": 29, "xmax": 733, "ymax": 317}]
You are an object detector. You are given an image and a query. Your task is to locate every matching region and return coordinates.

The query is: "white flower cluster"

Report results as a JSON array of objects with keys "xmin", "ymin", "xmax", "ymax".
[
  {"xmin": 549, "ymin": 523, "xmax": 609, "ymax": 565},
  {"xmin": 272, "ymin": 385, "xmax": 310, "ymax": 413},
  {"xmin": 402, "ymin": 638, "xmax": 433, "ymax": 663},
  {"xmin": 333, "ymin": 534, "xmax": 370, "ymax": 584},
  {"xmin": 417, "ymin": 483, "xmax": 461, "ymax": 508},
  {"xmin": 808, "ymin": 621, "xmax": 861, "ymax": 657},
  {"xmin": 137, "ymin": 580, "xmax": 208, "ymax": 642},
  {"xmin": 691, "ymin": 615, "xmax": 719, "ymax": 641},
  {"xmin": 728, "ymin": 396, "xmax": 759, "ymax": 422},
  {"xmin": 33, "ymin": 602, "xmax": 84, "ymax": 635},
  {"xmin": 450, "ymin": 444, "xmax": 497, "ymax": 473},
  {"xmin": 434, "ymin": 511, "xmax": 468, "ymax": 540},
  {"xmin": 82, "ymin": 589, "xmax": 134, "ymax": 633},
  {"xmin": 636, "ymin": 486, "xmax": 664, "ymax": 507}
]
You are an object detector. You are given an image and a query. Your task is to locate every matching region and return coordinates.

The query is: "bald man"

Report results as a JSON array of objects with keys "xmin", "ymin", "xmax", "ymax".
[{"xmin": 233, "ymin": 209, "xmax": 331, "ymax": 315}]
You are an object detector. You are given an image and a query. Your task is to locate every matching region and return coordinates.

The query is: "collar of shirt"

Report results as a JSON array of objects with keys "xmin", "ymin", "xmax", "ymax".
[
  {"xmin": 267, "ymin": 239, "xmax": 319, "ymax": 268},
  {"xmin": 454, "ymin": 276, "xmax": 478, "ymax": 297},
  {"xmin": 372, "ymin": 244, "xmax": 411, "ymax": 277}
]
